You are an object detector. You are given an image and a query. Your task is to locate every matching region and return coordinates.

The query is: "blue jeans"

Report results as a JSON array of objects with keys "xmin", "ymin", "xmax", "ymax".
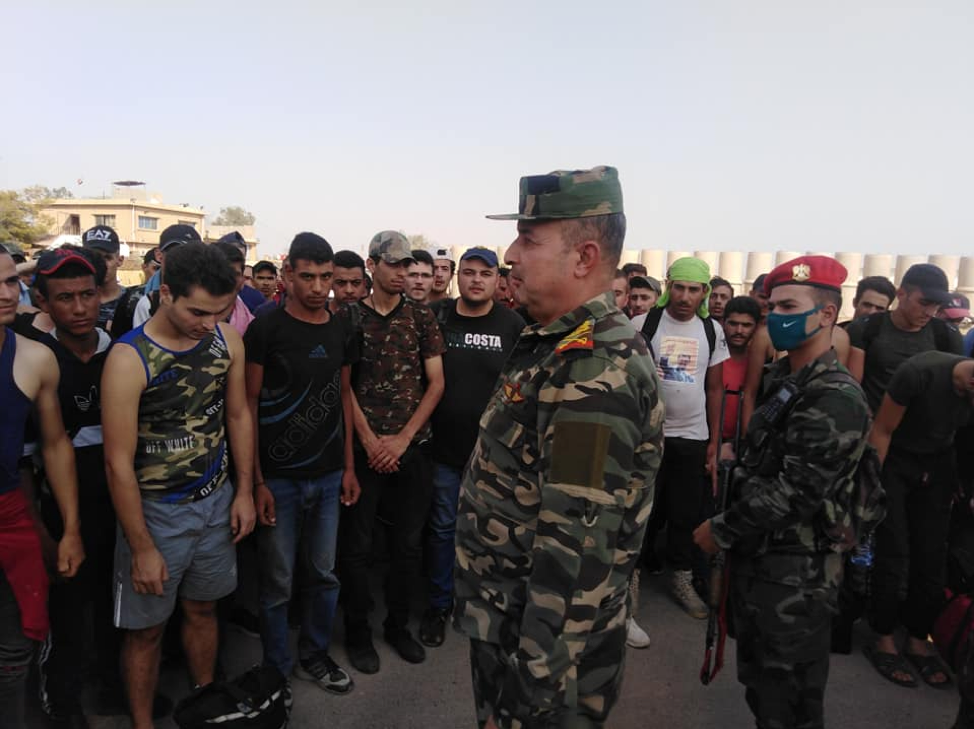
[
  {"xmin": 427, "ymin": 463, "xmax": 461, "ymax": 611},
  {"xmin": 257, "ymin": 471, "xmax": 342, "ymax": 674}
]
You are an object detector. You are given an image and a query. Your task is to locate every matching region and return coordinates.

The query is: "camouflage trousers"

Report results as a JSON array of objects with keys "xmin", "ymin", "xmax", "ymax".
[
  {"xmin": 731, "ymin": 572, "xmax": 837, "ymax": 729},
  {"xmin": 468, "ymin": 626, "xmax": 626, "ymax": 729}
]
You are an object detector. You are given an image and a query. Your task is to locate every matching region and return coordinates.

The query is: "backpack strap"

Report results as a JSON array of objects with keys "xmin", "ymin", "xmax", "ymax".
[{"xmin": 640, "ymin": 307, "xmax": 717, "ymax": 361}]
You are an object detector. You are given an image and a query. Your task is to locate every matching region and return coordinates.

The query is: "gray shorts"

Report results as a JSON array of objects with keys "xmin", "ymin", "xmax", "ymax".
[{"xmin": 113, "ymin": 481, "xmax": 237, "ymax": 630}]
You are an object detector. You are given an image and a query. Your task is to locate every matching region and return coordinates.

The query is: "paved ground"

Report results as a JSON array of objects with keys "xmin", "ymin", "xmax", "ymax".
[{"xmin": 72, "ymin": 568, "xmax": 958, "ymax": 729}]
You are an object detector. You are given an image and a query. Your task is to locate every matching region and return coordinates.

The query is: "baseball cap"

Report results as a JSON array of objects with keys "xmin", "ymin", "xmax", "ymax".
[
  {"xmin": 900, "ymin": 263, "xmax": 952, "ymax": 305},
  {"xmin": 143, "ymin": 248, "xmax": 161, "ymax": 266},
  {"xmin": 487, "ymin": 165, "xmax": 623, "ymax": 221},
  {"xmin": 942, "ymin": 292, "xmax": 971, "ymax": 320},
  {"xmin": 159, "ymin": 224, "xmax": 202, "ymax": 252},
  {"xmin": 36, "ymin": 248, "xmax": 96, "ymax": 276},
  {"xmin": 82, "ymin": 225, "xmax": 121, "ymax": 254},
  {"xmin": 369, "ymin": 231, "xmax": 415, "ymax": 264},
  {"xmin": 459, "ymin": 247, "xmax": 498, "ymax": 267},
  {"xmin": 217, "ymin": 231, "xmax": 247, "ymax": 251},
  {"xmin": 429, "ymin": 245, "xmax": 455, "ymax": 263},
  {"xmin": 763, "ymin": 255, "xmax": 847, "ymax": 295}
]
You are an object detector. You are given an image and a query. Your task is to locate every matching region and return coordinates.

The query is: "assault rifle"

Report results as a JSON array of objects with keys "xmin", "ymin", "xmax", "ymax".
[{"xmin": 700, "ymin": 387, "xmax": 743, "ymax": 686}]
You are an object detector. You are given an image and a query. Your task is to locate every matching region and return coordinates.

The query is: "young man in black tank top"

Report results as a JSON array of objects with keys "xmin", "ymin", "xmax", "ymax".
[
  {"xmin": 0, "ymin": 249, "xmax": 84, "ymax": 729},
  {"xmin": 102, "ymin": 243, "xmax": 255, "ymax": 729}
]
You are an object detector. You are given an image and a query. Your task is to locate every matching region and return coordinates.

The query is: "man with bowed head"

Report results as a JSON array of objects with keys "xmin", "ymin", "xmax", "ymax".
[
  {"xmin": 694, "ymin": 255, "xmax": 873, "ymax": 729},
  {"xmin": 454, "ymin": 165, "xmax": 664, "ymax": 729}
]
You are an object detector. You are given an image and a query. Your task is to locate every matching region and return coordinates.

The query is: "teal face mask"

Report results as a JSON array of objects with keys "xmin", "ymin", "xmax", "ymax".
[{"xmin": 766, "ymin": 305, "xmax": 823, "ymax": 351}]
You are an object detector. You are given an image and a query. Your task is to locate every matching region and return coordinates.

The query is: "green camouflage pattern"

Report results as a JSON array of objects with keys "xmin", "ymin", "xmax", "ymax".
[
  {"xmin": 122, "ymin": 326, "xmax": 231, "ymax": 503},
  {"xmin": 731, "ymin": 573, "xmax": 836, "ymax": 729},
  {"xmin": 454, "ymin": 292, "xmax": 664, "ymax": 729},
  {"xmin": 710, "ymin": 350, "xmax": 871, "ymax": 584},
  {"xmin": 368, "ymin": 230, "xmax": 414, "ymax": 263},
  {"xmin": 486, "ymin": 166, "xmax": 624, "ymax": 221},
  {"xmin": 710, "ymin": 350, "xmax": 870, "ymax": 729}
]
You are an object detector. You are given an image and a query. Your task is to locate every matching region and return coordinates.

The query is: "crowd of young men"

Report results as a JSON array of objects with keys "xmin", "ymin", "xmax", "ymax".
[{"xmin": 3, "ymin": 167, "xmax": 974, "ymax": 729}]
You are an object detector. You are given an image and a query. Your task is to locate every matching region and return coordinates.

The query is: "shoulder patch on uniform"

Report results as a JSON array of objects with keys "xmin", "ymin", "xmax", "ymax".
[
  {"xmin": 549, "ymin": 420, "xmax": 611, "ymax": 488},
  {"xmin": 555, "ymin": 318, "xmax": 595, "ymax": 355}
]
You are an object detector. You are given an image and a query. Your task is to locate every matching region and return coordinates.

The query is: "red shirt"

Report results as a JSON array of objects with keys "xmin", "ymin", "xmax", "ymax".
[{"xmin": 721, "ymin": 354, "xmax": 748, "ymax": 440}]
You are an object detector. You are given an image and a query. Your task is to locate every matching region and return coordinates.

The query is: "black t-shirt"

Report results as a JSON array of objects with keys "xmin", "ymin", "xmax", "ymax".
[
  {"xmin": 847, "ymin": 313, "xmax": 964, "ymax": 412},
  {"xmin": 244, "ymin": 307, "xmax": 359, "ymax": 478},
  {"xmin": 429, "ymin": 300, "xmax": 524, "ymax": 467},
  {"xmin": 887, "ymin": 351, "xmax": 973, "ymax": 454}
]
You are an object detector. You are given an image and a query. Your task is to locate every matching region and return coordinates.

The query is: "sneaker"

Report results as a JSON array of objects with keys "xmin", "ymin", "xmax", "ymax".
[
  {"xmin": 384, "ymin": 625, "xmax": 426, "ymax": 664},
  {"xmin": 670, "ymin": 569, "xmax": 708, "ymax": 619},
  {"xmin": 282, "ymin": 679, "xmax": 293, "ymax": 713},
  {"xmin": 626, "ymin": 617, "xmax": 651, "ymax": 649},
  {"xmin": 419, "ymin": 607, "xmax": 450, "ymax": 648},
  {"xmin": 345, "ymin": 627, "xmax": 380, "ymax": 674},
  {"xmin": 294, "ymin": 652, "xmax": 354, "ymax": 695}
]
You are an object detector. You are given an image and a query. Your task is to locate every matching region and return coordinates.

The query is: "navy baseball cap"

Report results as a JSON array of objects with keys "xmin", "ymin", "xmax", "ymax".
[
  {"xmin": 460, "ymin": 247, "xmax": 499, "ymax": 267},
  {"xmin": 82, "ymin": 225, "xmax": 121, "ymax": 254},
  {"xmin": 36, "ymin": 248, "xmax": 96, "ymax": 276},
  {"xmin": 160, "ymin": 224, "xmax": 202, "ymax": 252}
]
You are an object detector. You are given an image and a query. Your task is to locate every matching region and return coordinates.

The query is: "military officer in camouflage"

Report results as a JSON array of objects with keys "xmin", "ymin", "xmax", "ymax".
[
  {"xmin": 453, "ymin": 166, "xmax": 664, "ymax": 729},
  {"xmin": 694, "ymin": 255, "xmax": 872, "ymax": 729}
]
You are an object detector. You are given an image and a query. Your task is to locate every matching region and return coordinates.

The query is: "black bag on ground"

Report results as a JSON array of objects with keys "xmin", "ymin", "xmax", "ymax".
[{"xmin": 173, "ymin": 665, "xmax": 288, "ymax": 729}]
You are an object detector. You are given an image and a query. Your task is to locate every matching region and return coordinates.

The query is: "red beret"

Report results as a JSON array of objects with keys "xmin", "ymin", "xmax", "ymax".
[{"xmin": 764, "ymin": 255, "xmax": 847, "ymax": 295}]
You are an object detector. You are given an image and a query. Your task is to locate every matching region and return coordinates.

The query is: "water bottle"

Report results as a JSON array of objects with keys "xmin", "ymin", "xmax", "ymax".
[{"xmin": 849, "ymin": 533, "xmax": 874, "ymax": 569}]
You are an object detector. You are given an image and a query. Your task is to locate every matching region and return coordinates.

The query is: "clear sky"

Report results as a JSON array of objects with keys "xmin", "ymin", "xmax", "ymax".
[{"xmin": 2, "ymin": 1, "xmax": 972, "ymax": 258}]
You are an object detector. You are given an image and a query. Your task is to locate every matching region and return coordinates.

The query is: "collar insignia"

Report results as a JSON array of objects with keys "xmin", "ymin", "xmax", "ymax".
[
  {"xmin": 503, "ymin": 381, "xmax": 525, "ymax": 403},
  {"xmin": 555, "ymin": 319, "xmax": 595, "ymax": 354}
]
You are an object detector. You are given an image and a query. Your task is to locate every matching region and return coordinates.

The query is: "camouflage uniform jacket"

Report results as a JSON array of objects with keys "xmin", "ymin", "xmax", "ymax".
[
  {"xmin": 710, "ymin": 350, "xmax": 871, "ymax": 589},
  {"xmin": 454, "ymin": 292, "xmax": 664, "ymax": 728}
]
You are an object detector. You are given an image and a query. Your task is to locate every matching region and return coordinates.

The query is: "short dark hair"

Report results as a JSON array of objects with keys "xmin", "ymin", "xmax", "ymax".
[
  {"xmin": 163, "ymin": 242, "xmax": 238, "ymax": 301},
  {"xmin": 710, "ymin": 276, "xmax": 734, "ymax": 295},
  {"xmin": 35, "ymin": 246, "xmax": 106, "ymax": 297},
  {"xmin": 614, "ymin": 268, "xmax": 626, "ymax": 280},
  {"xmin": 621, "ymin": 262, "xmax": 647, "ymax": 277},
  {"xmin": 333, "ymin": 250, "xmax": 365, "ymax": 274},
  {"xmin": 628, "ymin": 275, "xmax": 654, "ymax": 291},
  {"xmin": 253, "ymin": 260, "xmax": 278, "ymax": 276},
  {"xmin": 213, "ymin": 241, "xmax": 245, "ymax": 268},
  {"xmin": 723, "ymin": 295, "xmax": 761, "ymax": 323},
  {"xmin": 855, "ymin": 275, "xmax": 895, "ymax": 304},
  {"xmin": 498, "ymin": 267, "xmax": 510, "ymax": 279},
  {"xmin": 411, "ymin": 249, "xmax": 434, "ymax": 267},
  {"xmin": 288, "ymin": 232, "xmax": 333, "ymax": 266},
  {"xmin": 561, "ymin": 212, "xmax": 627, "ymax": 269},
  {"xmin": 812, "ymin": 287, "xmax": 842, "ymax": 312},
  {"xmin": 751, "ymin": 274, "xmax": 768, "ymax": 293}
]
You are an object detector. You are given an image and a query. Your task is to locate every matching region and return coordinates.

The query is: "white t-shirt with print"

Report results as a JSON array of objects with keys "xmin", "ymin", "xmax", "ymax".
[{"xmin": 638, "ymin": 309, "xmax": 729, "ymax": 440}]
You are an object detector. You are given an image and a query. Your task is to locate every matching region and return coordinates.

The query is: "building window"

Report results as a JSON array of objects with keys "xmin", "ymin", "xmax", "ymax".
[
  {"xmin": 138, "ymin": 215, "xmax": 158, "ymax": 230},
  {"xmin": 94, "ymin": 214, "xmax": 116, "ymax": 227},
  {"xmin": 177, "ymin": 220, "xmax": 197, "ymax": 229}
]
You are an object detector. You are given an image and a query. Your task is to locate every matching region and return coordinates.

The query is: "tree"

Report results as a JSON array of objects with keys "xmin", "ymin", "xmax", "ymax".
[
  {"xmin": 212, "ymin": 206, "xmax": 256, "ymax": 226},
  {"xmin": 0, "ymin": 190, "xmax": 52, "ymax": 245},
  {"xmin": 21, "ymin": 185, "xmax": 73, "ymax": 204}
]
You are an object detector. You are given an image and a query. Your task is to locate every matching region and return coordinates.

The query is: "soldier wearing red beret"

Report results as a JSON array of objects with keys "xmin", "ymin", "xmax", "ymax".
[{"xmin": 694, "ymin": 255, "xmax": 875, "ymax": 728}]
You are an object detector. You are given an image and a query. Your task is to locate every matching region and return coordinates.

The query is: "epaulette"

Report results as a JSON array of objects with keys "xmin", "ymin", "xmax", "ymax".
[{"xmin": 555, "ymin": 317, "xmax": 595, "ymax": 355}]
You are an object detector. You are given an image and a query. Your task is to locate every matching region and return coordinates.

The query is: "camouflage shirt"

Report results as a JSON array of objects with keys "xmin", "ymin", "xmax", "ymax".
[
  {"xmin": 711, "ymin": 350, "xmax": 871, "ymax": 588},
  {"xmin": 350, "ymin": 296, "xmax": 445, "ymax": 443},
  {"xmin": 454, "ymin": 292, "xmax": 664, "ymax": 728}
]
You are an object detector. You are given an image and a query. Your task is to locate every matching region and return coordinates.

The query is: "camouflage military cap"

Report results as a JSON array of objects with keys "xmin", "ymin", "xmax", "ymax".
[
  {"xmin": 368, "ymin": 230, "xmax": 415, "ymax": 264},
  {"xmin": 486, "ymin": 165, "xmax": 624, "ymax": 221}
]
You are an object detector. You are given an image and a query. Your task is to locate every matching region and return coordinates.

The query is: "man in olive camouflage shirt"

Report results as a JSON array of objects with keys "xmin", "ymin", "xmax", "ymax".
[
  {"xmin": 694, "ymin": 255, "xmax": 872, "ymax": 729},
  {"xmin": 454, "ymin": 166, "xmax": 664, "ymax": 729}
]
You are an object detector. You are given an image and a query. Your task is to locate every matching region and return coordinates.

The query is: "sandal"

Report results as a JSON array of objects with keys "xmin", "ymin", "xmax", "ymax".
[
  {"xmin": 862, "ymin": 644, "xmax": 918, "ymax": 688},
  {"xmin": 904, "ymin": 652, "xmax": 953, "ymax": 690}
]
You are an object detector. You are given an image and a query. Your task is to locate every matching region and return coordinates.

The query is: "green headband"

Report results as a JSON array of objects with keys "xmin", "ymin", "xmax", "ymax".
[{"xmin": 656, "ymin": 257, "xmax": 712, "ymax": 318}]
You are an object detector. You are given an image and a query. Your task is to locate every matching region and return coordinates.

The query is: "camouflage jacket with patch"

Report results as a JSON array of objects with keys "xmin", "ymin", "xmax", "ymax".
[
  {"xmin": 454, "ymin": 292, "xmax": 664, "ymax": 728},
  {"xmin": 710, "ymin": 350, "xmax": 871, "ymax": 588}
]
